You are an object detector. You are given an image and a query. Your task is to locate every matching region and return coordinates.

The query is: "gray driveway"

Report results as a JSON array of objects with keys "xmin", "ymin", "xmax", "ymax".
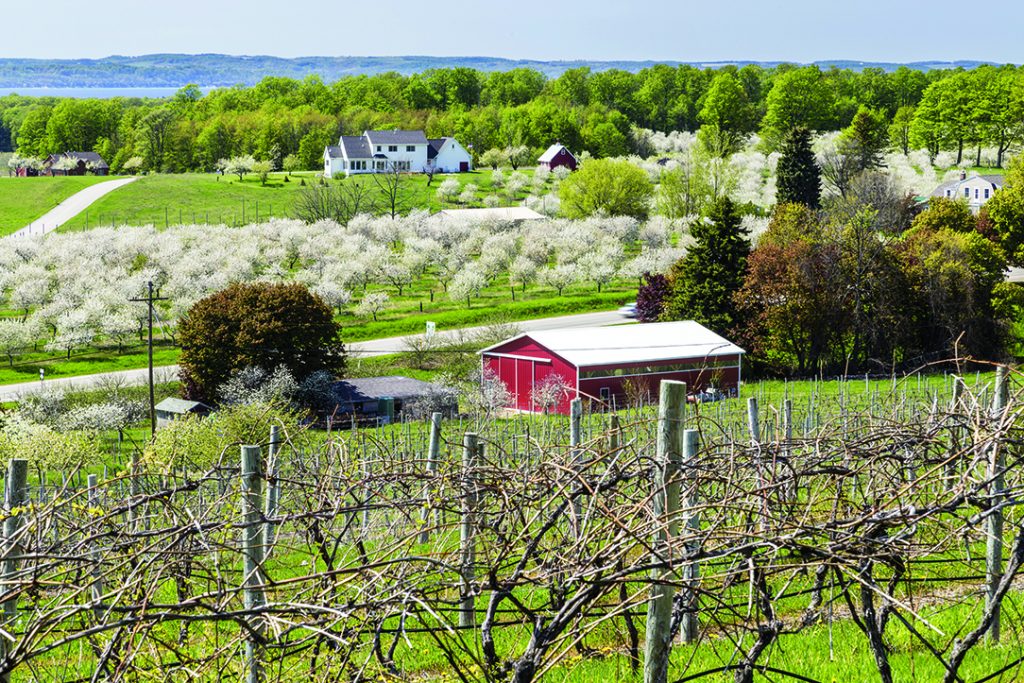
[
  {"xmin": 0, "ymin": 309, "xmax": 632, "ymax": 401},
  {"xmin": 10, "ymin": 177, "xmax": 137, "ymax": 238}
]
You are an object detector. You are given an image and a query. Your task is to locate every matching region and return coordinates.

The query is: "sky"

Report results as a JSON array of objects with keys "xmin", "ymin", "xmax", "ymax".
[{"xmin": 2, "ymin": 0, "xmax": 1022, "ymax": 63}]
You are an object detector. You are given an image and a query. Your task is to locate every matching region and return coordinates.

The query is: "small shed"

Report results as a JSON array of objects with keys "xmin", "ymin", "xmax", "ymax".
[
  {"xmin": 480, "ymin": 321, "xmax": 745, "ymax": 413},
  {"xmin": 538, "ymin": 143, "xmax": 577, "ymax": 172},
  {"xmin": 155, "ymin": 398, "xmax": 212, "ymax": 428},
  {"xmin": 329, "ymin": 376, "xmax": 457, "ymax": 425}
]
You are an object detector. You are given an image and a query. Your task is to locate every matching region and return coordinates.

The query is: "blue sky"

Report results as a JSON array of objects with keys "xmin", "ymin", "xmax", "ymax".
[{"xmin": 2, "ymin": 0, "xmax": 1021, "ymax": 63}]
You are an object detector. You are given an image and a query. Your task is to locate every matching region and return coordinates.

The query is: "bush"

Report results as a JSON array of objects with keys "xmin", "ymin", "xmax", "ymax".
[{"xmin": 559, "ymin": 158, "xmax": 653, "ymax": 219}]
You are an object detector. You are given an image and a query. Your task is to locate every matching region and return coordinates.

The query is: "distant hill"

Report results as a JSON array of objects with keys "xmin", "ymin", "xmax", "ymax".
[{"xmin": 0, "ymin": 54, "xmax": 1002, "ymax": 88}]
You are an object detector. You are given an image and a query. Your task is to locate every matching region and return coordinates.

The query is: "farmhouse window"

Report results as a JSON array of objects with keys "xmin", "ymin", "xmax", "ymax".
[
  {"xmin": 965, "ymin": 188, "xmax": 970, "ymax": 197},
  {"xmin": 406, "ymin": 145, "xmax": 415, "ymax": 152},
  {"xmin": 985, "ymin": 189, "xmax": 990, "ymax": 199},
  {"xmin": 376, "ymin": 146, "xmax": 381, "ymax": 152},
  {"xmin": 975, "ymin": 188, "xmax": 979, "ymax": 199},
  {"xmin": 389, "ymin": 145, "xmax": 398, "ymax": 152}
]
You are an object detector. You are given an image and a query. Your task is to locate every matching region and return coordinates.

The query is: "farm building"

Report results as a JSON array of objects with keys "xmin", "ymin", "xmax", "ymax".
[
  {"xmin": 155, "ymin": 398, "xmax": 212, "ymax": 428},
  {"xmin": 433, "ymin": 206, "xmax": 545, "ymax": 226},
  {"xmin": 42, "ymin": 151, "xmax": 109, "ymax": 176},
  {"xmin": 328, "ymin": 376, "xmax": 458, "ymax": 425},
  {"xmin": 931, "ymin": 170, "xmax": 1003, "ymax": 213},
  {"xmin": 480, "ymin": 321, "xmax": 744, "ymax": 413},
  {"xmin": 323, "ymin": 129, "xmax": 472, "ymax": 178},
  {"xmin": 538, "ymin": 143, "xmax": 577, "ymax": 172}
]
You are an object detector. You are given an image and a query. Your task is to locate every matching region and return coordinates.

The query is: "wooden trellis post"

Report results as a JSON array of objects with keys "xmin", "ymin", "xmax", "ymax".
[
  {"xmin": 570, "ymin": 398, "xmax": 583, "ymax": 535},
  {"xmin": 680, "ymin": 428, "xmax": 700, "ymax": 644},
  {"xmin": 421, "ymin": 412, "xmax": 442, "ymax": 544},
  {"xmin": 644, "ymin": 380, "xmax": 685, "ymax": 683},
  {"xmin": 241, "ymin": 446, "xmax": 265, "ymax": 683},
  {"xmin": 263, "ymin": 426, "xmax": 281, "ymax": 553},
  {"xmin": 460, "ymin": 433, "xmax": 478, "ymax": 630},
  {"xmin": 987, "ymin": 367, "xmax": 1008, "ymax": 644},
  {"xmin": 0, "ymin": 459, "xmax": 28, "ymax": 683},
  {"xmin": 87, "ymin": 473, "xmax": 104, "ymax": 622}
]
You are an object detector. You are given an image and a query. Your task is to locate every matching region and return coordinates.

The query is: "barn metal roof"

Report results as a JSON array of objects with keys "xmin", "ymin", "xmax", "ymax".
[{"xmin": 480, "ymin": 320, "xmax": 745, "ymax": 368}]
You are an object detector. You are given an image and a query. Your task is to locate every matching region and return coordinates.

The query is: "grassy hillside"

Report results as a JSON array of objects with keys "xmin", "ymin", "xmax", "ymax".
[
  {"xmin": 58, "ymin": 169, "xmax": 537, "ymax": 229},
  {"xmin": 0, "ymin": 175, "xmax": 111, "ymax": 235}
]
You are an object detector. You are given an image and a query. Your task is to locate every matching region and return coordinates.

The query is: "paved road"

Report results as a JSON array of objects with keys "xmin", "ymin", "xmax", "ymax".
[
  {"xmin": 9, "ymin": 177, "xmax": 138, "ymax": 238},
  {"xmin": 0, "ymin": 309, "xmax": 631, "ymax": 402}
]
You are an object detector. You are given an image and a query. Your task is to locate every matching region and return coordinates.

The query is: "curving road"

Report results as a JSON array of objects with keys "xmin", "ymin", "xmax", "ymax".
[
  {"xmin": 9, "ymin": 177, "xmax": 137, "ymax": 238},
  {"xmin": 0, "ymin": 309, "xmax": 633, "ymax": 402}
]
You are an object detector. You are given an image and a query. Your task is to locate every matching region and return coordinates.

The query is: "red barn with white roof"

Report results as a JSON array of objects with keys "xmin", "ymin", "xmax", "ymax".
[{"xmin": 479, "ymin": 321, "xmax": 745, "ymax": 413}]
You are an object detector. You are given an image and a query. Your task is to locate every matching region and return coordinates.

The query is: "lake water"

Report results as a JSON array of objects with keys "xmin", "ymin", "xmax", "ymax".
[{"xmin": 0, "ymin": 87, "xmax": 200, "ymax": 99}]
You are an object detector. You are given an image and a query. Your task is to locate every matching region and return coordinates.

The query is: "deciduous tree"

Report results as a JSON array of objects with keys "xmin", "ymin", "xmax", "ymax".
[{"xmin": 178, "ymin": 282, "xmax": 345, "ymax": 402}]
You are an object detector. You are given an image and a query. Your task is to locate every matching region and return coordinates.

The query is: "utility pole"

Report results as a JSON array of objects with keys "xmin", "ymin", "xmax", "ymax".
[{"xmin": 130, "ymin": 281, "xmax": 168, "ymax": 438}]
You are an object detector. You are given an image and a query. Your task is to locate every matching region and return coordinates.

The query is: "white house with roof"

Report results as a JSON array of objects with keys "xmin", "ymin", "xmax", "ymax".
[
  {"xmin": 324, "ymin": 130, "xmax": 472, "ymax": 178},
  {"xmin": 931, "ymin": 171, "xmax": 1004, "ymax": 213}
]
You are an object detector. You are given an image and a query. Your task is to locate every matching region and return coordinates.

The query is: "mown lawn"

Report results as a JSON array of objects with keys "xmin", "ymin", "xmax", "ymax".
[
  {"xmin": 0, "ymin": 175, "xmax": 112, "ymax": 235},
  {"xmin": 58, "ymin": 168, "xmax": 542, "ymax": 229}
]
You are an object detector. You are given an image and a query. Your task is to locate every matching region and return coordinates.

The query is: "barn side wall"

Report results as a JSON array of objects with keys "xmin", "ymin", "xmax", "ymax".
[{"xmin": 578, "ymin": 354, "xmax": 742, "ymax": 410}]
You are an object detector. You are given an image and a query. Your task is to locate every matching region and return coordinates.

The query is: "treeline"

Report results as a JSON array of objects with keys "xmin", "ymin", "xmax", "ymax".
[
  {"xmin": 641, "ymin": 130, "xmax": 1024, "ymax": 375},
  {"xmin": 2, "ymin": 63, "xmax": 1023, "ymax": 173}
]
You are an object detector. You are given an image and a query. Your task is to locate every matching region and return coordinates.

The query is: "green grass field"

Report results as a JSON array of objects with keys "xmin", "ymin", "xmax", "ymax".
[
  {"xmin": 0, "ymin": 175, "xmax": 112, "ymax": 235},
  {"xmin": 57, "ymin": 168, "xmax": 541, "ymax": 230}
]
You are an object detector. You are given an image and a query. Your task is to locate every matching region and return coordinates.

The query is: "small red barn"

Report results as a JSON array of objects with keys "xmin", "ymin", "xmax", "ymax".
[
  {"xmin": 538, "ymin": 143, "xmax": 577, "ymax": 172},
  {"xmin": 480, "ymin": 321, "xmax": 745, "ymax": 413}
]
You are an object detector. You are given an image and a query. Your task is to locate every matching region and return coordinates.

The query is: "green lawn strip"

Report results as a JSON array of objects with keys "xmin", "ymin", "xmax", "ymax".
[
  {"xmin": 0, "ymin": 175, "xmax": 113, "ymax": 235},
  {"xmin": 341, "ymin": 289, "xmax": 631, "ymax": 341},
  {"xmin": 0, "ymin": 340, "xmax": 179, "ymax": 385},
  {"xmin": 57, "ymin": 173, "xmax": 307, "ymax": 229},
  {"xmin": 57, "ymin": 169, "xmax": 544, "ymax": 230}
]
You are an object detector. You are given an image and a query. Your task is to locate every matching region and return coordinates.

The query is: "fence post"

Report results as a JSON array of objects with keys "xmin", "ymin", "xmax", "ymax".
[
  {"xmin": 570, "ymin": 398, "xmax": 583, "ymax": 535},
  {"xmin": 644, "ymin": 380, "xmax": 686, "ymax": 683},
  {"xmin": 987, "ymin": 367, "xmax": 1008, "ymax": 644},
  {"xmin": 680, "ymin": 428, "xmax": 700, "ymax": 644},
  {"xmin": 263, "ymin": 426, "xmax": 280, "ymax": 553},
  {"xmin": 420, "ymin": 412, "xmax": 442, "ymax": 544},
  {"xmin": 459, "ymin": 432, "xmax": 478, "ymax": 630},
  {"xmin": 609, "ymin": 414, "xmax": 621, "ymax": 452},
  {"xmin": 0, "ymin": 459, "xmax": 28, "ymax": 683},
  {"xmin": 747, "ymin": 397, "xmax": 760, "ymax": 445},
  {"xmin": 241, "ymin": 446, "xmax": 265, "ymax": 683},
  {"xmin": 87, "ymin": 473, "xmax": 104, "ymax": 622},
  {"xmin": 947, "ymin": 378, "xmax": 964, "ymax": 489}
]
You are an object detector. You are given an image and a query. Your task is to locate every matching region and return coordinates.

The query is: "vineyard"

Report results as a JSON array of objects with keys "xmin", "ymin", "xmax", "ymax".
[{"xmin": 0, "ymin": 368, "xmax": 1022, "ymax": 682}]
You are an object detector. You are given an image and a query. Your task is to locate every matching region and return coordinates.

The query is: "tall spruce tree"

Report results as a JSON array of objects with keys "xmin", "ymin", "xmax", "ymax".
[
  {"xmin": 776, "ymin": 126, "xmax": 822, "ymax": 209},
  {"xmin": 661, "ymin": 196, "xmax": 750, "ymax": 334}
]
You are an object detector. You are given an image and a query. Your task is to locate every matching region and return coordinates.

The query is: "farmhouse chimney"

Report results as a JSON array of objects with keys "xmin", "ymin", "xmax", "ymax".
[{"xmin": 960, "ymin": 170, "xmax": 967, "ymax": 180}]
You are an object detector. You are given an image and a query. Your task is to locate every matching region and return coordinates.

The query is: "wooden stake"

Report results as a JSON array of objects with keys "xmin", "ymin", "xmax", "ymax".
[{"xmin": 644, "ymin": 380, "xmax": 685, "ymax": 683}]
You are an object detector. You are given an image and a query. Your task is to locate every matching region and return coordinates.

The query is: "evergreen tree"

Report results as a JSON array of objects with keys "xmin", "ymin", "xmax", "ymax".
[
  {"xmin": 776, "ymin": 127, "xmax": 821, "ymax": 209},
  {"xmin": 661, "ymin": 196, "xmax": 750, "ymax": 334}
]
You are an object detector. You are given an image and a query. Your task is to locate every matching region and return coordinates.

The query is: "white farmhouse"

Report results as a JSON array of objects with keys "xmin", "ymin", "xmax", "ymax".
[
  {"xmin": 324, "ymin": 130, "xmax": 472, "ymax": 178},
  {"xmin": 931, "ymin": 171, "xmax": 1004, "ymax": 213}
]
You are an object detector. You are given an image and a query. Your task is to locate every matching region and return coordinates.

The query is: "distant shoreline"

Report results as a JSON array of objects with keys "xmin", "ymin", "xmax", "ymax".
[{"xmin": 0, "ymin": 54, "xmax": 1004, "ymax": 90}]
